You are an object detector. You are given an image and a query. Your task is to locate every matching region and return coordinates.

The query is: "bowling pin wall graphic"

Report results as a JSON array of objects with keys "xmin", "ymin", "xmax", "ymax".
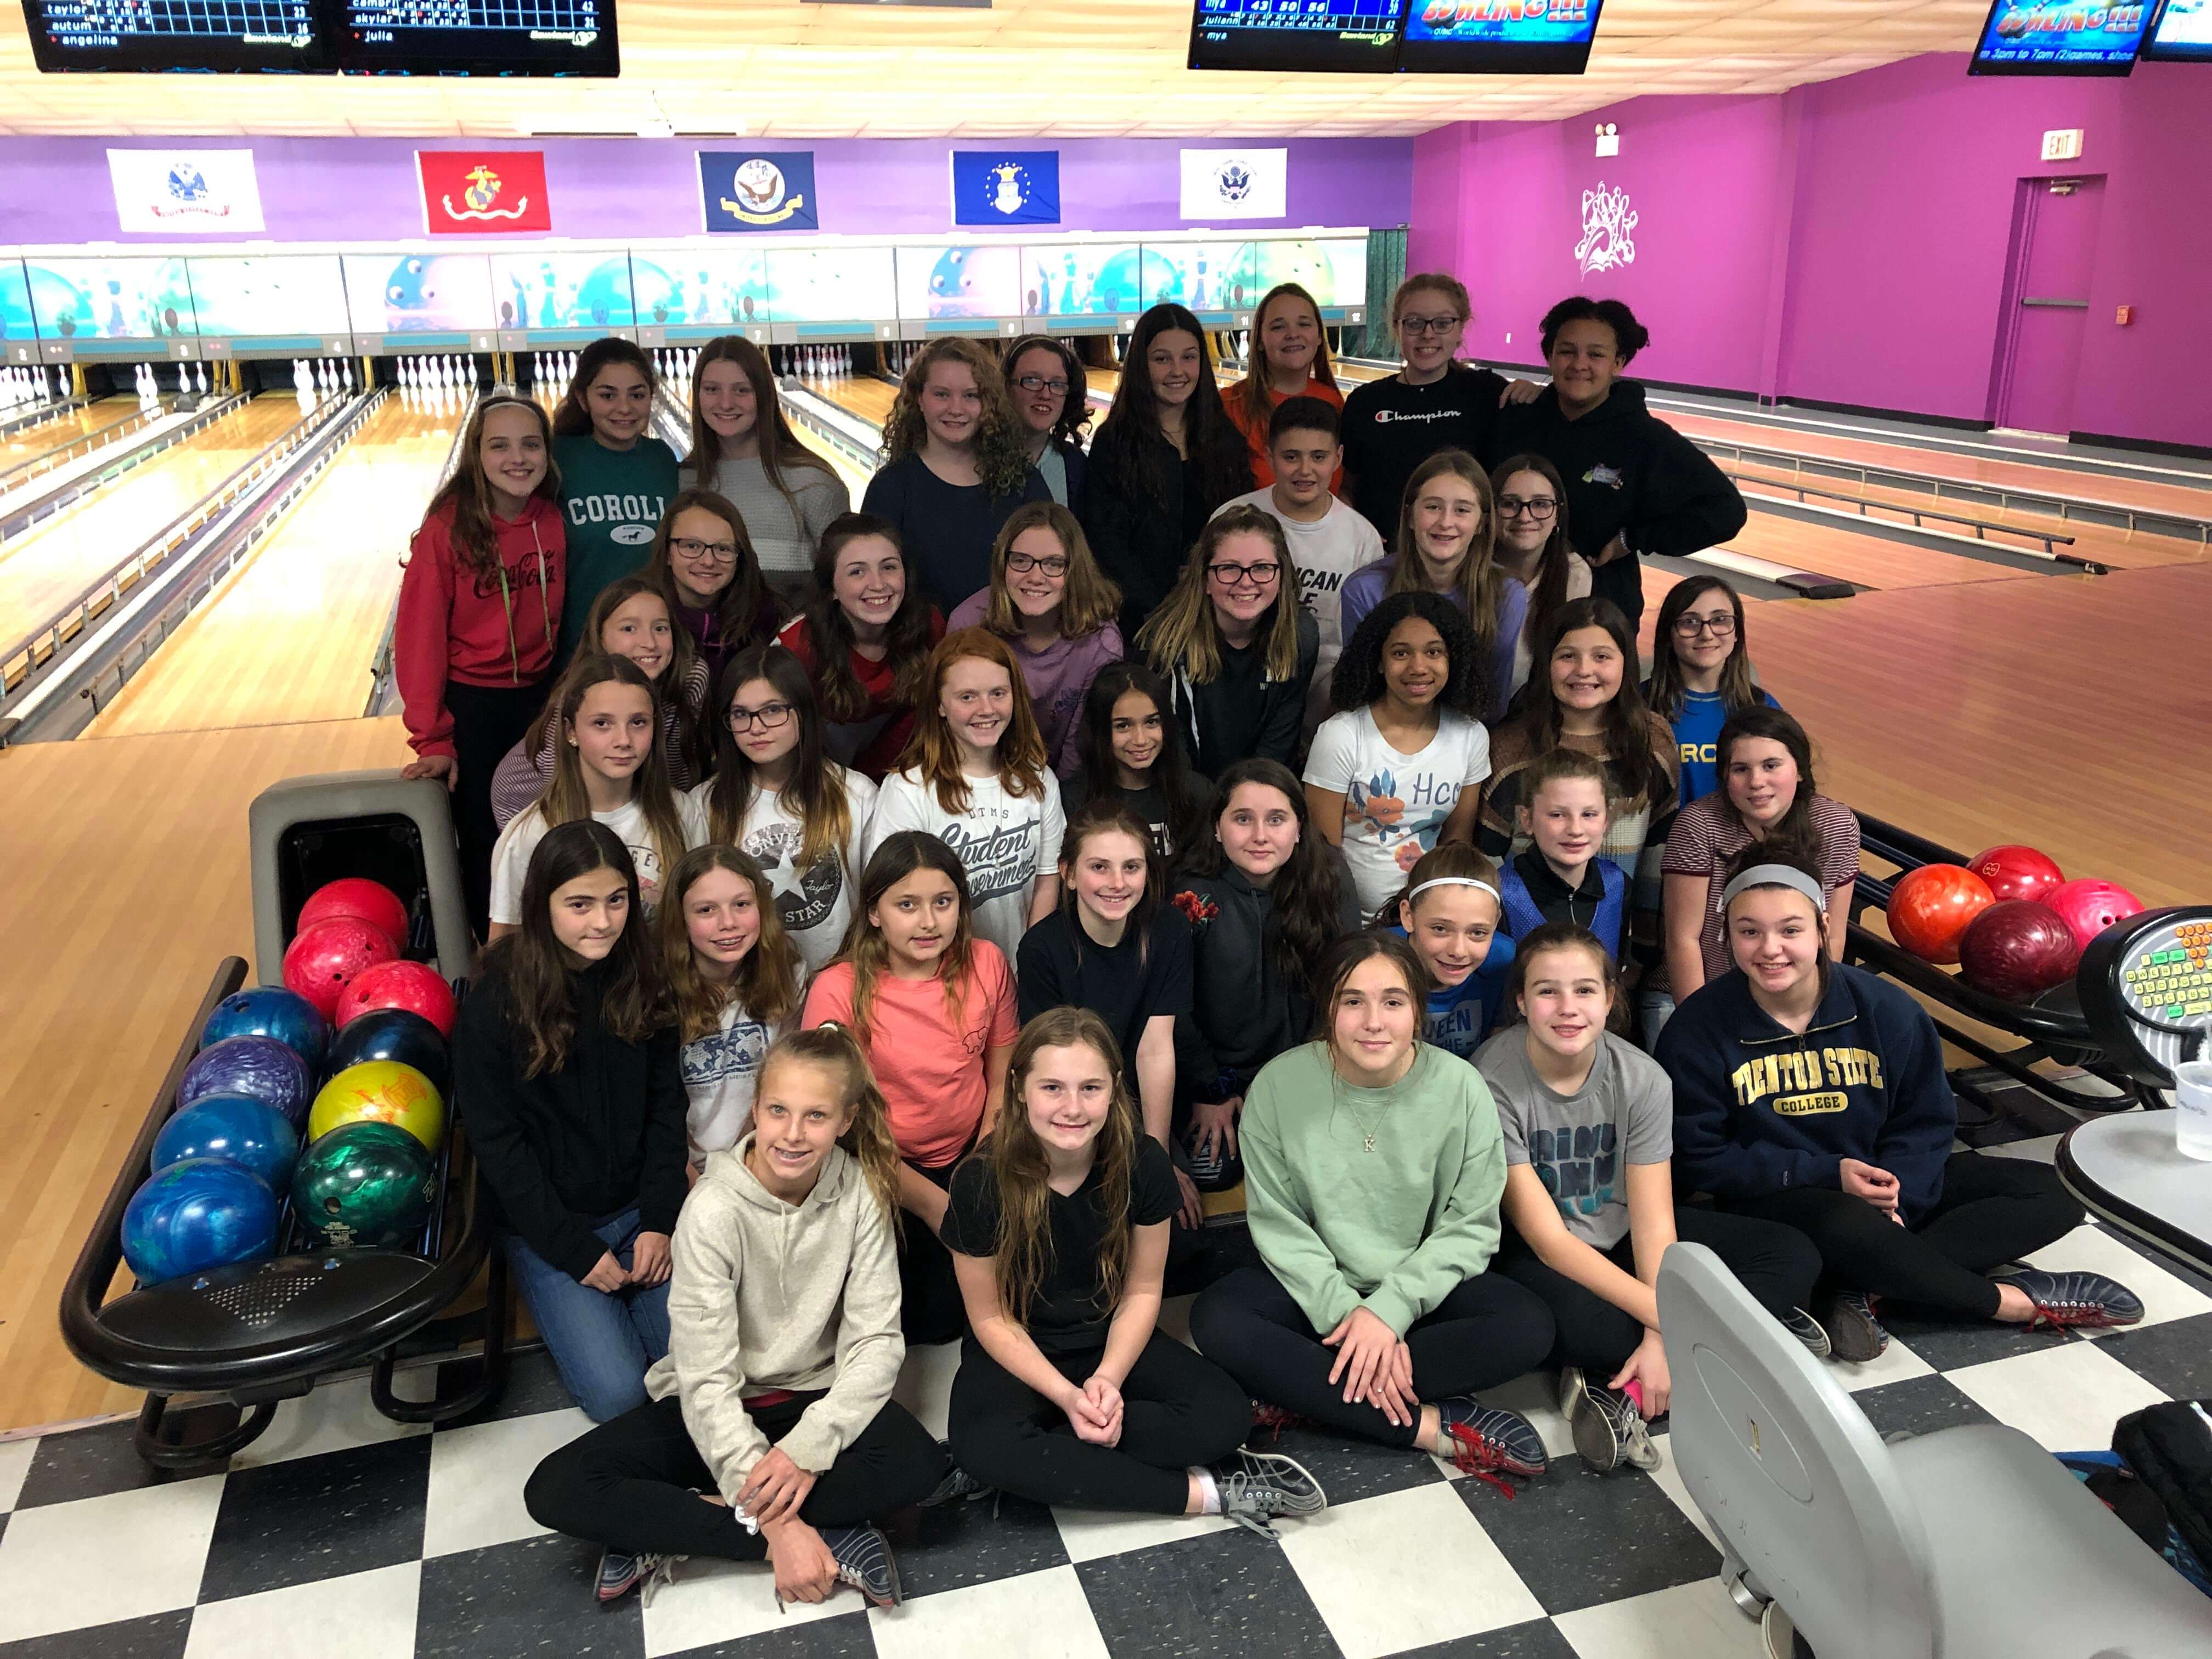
[{"xmin": 1576, "ymin": 183, "xmax": 1638, "ymax": 277}]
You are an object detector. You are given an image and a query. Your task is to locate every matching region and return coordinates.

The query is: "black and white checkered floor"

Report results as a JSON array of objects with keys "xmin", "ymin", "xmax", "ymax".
[{"xmin": 4, "ymin": 1141, "xmax": 2208, "ymax": 1659}]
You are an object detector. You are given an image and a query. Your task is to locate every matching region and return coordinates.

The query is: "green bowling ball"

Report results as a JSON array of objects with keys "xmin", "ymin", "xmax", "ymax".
[{"xmin": 291, "ymin": 1121, "xmax": 438, "ymax": 1249}]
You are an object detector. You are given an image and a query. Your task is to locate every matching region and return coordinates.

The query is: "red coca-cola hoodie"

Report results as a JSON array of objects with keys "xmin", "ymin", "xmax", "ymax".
[{"xmin": 394, "ymin": 494, "xmax": 566, "ymax": 759}]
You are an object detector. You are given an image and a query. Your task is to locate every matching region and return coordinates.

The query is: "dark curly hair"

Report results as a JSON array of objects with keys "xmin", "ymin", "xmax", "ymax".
[
  {"xmin": 1328, "ymin": 589, "xmax": 1488, "ymax": 720},
  {"xmin": 1001, "ymin": 334, "xmax": 1091, "ymax": 447},
  {"xmin": 1538, "ymin": 297, "xmax": 1651, "ymax": 364}
]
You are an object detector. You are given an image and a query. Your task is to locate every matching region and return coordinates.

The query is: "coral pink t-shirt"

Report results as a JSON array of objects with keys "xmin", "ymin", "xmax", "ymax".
[{"xmin": 801, "ymin": 941, "xmax": 1020, "ymax": 1168}]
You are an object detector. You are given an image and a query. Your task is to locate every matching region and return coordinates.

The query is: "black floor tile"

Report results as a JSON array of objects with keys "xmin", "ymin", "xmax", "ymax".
[
  {"xmin": 432, "ymin": 1346, "xmax": 577, "ymax": 1430},
  {"xmin": 2096, "ymin": 1311, "xmax": 2212, "ymax": 1401},
  {"xmin": 882, "ymin": 1488, "xmax": 1068, "ymax": 1600},
  {"xmin": 1850, "ymin": 1374, "xmax": 2000, "ymax": 1440},
  {"xmin": 196, "ymin": 1435, "xmax": 431, "ymax": 1602},
  {"xmin": 13, "ymin": 1419, "xmax": 218, "ymax": 1511},
  {"xmin": 1462, "ymin": 1464, "xmax": 1718, "ymax": 1616},
  {"xmin": 1393, "ymin": 1620, "xmax": 1581, "ymax": 1658},
  {"xmin": 415, "ymin": 1532, "xmax": 645, "ymax": 1657},
  {"xmin": 1244, "ymin": 1420, "xmax": 1445, "ymax": 1506},
  {"xmin": 1078, "ymin": 1529, "xmax": 1338, "ymax": 1659},
  {"xmin": 1876, "ymin": 1309, "xmax": 2077, "ymax": 1372},
  {"xmin": 662, "ymin": 1611, "xmax": 877, "ymax": 1659},
  {"xmin": 0, "ymin": 1611, "xmax": 193, "ymax": 1658}
]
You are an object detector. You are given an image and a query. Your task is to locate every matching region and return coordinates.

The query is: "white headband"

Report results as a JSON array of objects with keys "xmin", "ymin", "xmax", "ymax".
[
  {"xmin": 1408, "ymin": 876, "xmax": 1502, "ymax": 905},
  {"xmin": 1722, "ymin": 864, "xmax": 1827, "ymax": 911}
]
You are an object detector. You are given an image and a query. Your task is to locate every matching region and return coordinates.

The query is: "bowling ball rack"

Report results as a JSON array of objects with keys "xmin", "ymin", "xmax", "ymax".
[
  {"xmin": 60, "ymin": 957, "xmax": 509, "ymax": 1470},
  {"xmin": 1847, "ymin": 812, "xmax": 2209, "ymax": 1128}
]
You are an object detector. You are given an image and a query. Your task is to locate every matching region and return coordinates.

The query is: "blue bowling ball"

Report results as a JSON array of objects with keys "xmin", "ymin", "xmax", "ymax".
[
  {"xmin": 181, "ymin": 1035, "xmax": 314, "ymax": 1126},
  {"xmin": 153, "ymin": 1096, "xmax": 299, "ymax": 1190},
  {"xmin": 202, "ymin": 987, "xmax": 329, "ymax": 1069},
  {"xmin": 120, "ymin": 1159, "xmax": 280, "ymax": 1285},
  {"xmin": 326, "ymin": 1008, "xmax": 450, "ymax": 1096}
]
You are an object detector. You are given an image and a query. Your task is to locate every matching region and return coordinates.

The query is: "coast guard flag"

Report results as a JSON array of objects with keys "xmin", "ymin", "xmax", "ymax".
[
  {"xmin": 1179, "ymin": 147, "xmax": 1288, "ymax": 222},
  {"xmin": 952, "ymin": 150, "xmax": 1060, "ymax": 227},
  {"xmin": 108, "ymin": 150, "xmax": 265, "ymax": 234}
]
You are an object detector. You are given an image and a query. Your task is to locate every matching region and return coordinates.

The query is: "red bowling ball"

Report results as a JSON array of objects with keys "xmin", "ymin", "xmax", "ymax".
[
  {"xmin": 2043, "ymin": 877, "xmax": 2145, "ymax": 952},
  {"xmin": 1886, "ymin": 863, "xmax": 1995, "ymax": 964},
  {"xmin": 1958, "ymin": 900, "xmax": 2081, "ymax": 1002},
  {"xmin": 282, "ymin": 918, "xmax": 398, "ymax": 1022},
  {"xmin": 1966, "ymin": 844, "xmax": 2065, "ymax": 905},
  {"xmin": 298, "ymin": 878, "xmax": 411, "ymax": 952},
  {"xmin": 335, "ymin": 958, "xmax": 456, "ymax": 1038}
]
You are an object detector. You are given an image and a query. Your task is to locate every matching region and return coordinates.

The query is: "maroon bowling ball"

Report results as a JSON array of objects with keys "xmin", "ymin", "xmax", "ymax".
[{"xmin": 1958, "ymin": 900, "xmax": 2081, "ymax": 1002}]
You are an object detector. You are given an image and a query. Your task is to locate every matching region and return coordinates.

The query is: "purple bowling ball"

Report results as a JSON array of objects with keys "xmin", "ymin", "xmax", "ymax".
[{"xmin": 181, "ymin": 1035, "xmax": 313, "ymax": 1127}]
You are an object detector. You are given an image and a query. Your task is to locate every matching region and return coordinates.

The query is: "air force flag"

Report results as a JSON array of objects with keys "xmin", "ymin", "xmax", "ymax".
[{"xmin": 952, "ymin": 150, "xmax": 1061, "ymax": 227}]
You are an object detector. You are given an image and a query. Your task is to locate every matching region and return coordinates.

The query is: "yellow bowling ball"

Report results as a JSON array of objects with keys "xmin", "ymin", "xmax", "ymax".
[{"xmin": 307, "ymin": 1060, "xmax": 444, "ymax": 1154}]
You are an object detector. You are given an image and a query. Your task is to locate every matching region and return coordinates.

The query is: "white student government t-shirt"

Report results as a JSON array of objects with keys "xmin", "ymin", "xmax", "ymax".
[
  {"xmin": 1305, "ymin": 707, "xmax": 1492, "ymax": 917},
  {"xmin": 488, "ymin": 793, "xmax": 708, "ymax": 928},
  {"xmin": 866, "ymin": 769, "xmax": 1066, "ymax": 966}
]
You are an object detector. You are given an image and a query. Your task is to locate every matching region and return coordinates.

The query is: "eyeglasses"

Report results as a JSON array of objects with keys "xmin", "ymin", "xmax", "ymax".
[
  {"xmin": 1398, "ymin": 314, "xmax": 1463, "ymax": 336},
  {"xmin": 727, "ymin": 701, "xmax": 795, "ymax": 731},
  {"xmin": 1498, "ymin": 495, "xmax": 1558, "ymax": 519},
  {"xmin": 1014, "ymin": 374, "xmax": 1071, "ymax": 396},
  {"xmin": 672, "ymin": 536, "xmax": 740, "ymax": 565},
  {"xmin": 1673, "ymin": 614, "xmax": 1738, "ymax": 639},
  {"xmin": 1206, "ymin": 560, "xmax": 1281, "ymax": 588},
  {"xmin": 1006, "ymin": 551, "xmax": 1068, "ymax": 577}
]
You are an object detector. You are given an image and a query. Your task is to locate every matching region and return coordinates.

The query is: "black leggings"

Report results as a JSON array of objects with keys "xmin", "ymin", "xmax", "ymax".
[
  {"xmin": 947, "ymin": 1331, "xmax": 1251, "ymax": 1514},
  {"xmin": 903, "ymin": 1159, "xmax": 966, "ymax": 1346},
  {"xmin": 1493, "ymin": 1204, "xmax": 1822, "ymax": 1375},
  {"xmin": 523, "ymin": 1391, "xmax": 947, "ymax": 1560},
  {"xmin": 1189, "ymin": 1265, "xmax": 1555, "ymax": 1448},
  {"xmin": 1730, "ymin": 1152, "xmax": 2082, "ymax": 1322},
  {"xmin": 444, "ymin": 677, "xmax": 546, "ymax": 938}
]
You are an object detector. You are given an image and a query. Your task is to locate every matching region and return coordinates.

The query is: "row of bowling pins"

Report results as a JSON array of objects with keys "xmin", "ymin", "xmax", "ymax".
[
  {"xmin": 1, "ymin": 364, "xmax": 68, "ymax": 409},
  {"xmin": 135, "ymin": 362, "xmax": 211, "ymax": 404},
  {"xmin": 652, "ymin": 347, "xmax": 698, "ymax": 390},
  {"xmin": 396, "ymin": 355, "xmax": 469, "ymax": 392},
  {"xmin": 291, "ymin": 358, "xmax": 355, "ymax": 403},
  {"xmin": 774, "ymin": 345, "xmax": 853, "ymax": 379}
]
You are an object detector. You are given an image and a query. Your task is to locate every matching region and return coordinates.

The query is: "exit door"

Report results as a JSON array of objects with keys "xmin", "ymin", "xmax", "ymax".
[{"xmin": 1990, "ymin": 175, "xmax": 2106, "ymax": 436}]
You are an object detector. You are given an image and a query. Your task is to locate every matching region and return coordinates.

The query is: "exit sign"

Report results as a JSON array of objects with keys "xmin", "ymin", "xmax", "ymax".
[{"xmin": 2041, "ymin": 129, "xmax": 2085, "ymax": 162}]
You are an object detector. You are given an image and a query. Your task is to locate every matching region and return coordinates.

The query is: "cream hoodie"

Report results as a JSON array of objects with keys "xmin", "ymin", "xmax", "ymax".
[{"xmin": 645, "ymin": 1135, "xmax": 903, "ymax": 1495}]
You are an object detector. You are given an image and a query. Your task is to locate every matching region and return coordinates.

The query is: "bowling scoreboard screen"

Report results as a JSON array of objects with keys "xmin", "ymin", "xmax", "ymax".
[
  {"xmin": 22, "ymin": 0, "xmax": 333, "ymax": 73},
  {"xmin": 334, "ymin": 0, "xmax": 619, "ymax": 76},
  {"xmin": 2142, "ymin": 0, "xmax": 2212, "ymax": 58},
  {"xmin": 1188, "ymin": 0, "xmax": 1407, "ymax": 73},
  {"xmin": 1396, "ymin": 0, "xmax": 1606, "ymax": 72},
  {"xmin": 1970, "ymin": 0, "xmax": 2152, "ymax": 73}
]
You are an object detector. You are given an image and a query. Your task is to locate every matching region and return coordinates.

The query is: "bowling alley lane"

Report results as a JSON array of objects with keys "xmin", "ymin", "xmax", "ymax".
[
  {"xmin": 82, "ymin": 393, "xmax": 465, "ymax": 738},
  {"xmin": 0, "ymin": 395, "xmax": 307, "ymax": 647},
  {"xmin": 0, "ymin": 396, "xmax": 140, "ymax": 472},
  {"xmin": 802, "ymin": 371, "xmax": 899, "ymax": 431}
]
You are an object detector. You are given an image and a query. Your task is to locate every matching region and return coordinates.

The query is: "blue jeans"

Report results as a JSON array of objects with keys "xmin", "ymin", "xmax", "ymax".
[
  {"xmin": 1639, "ymin": 989, "xmax": 1676, "ymax": 1051},
  {"xmin": 506, "ymin": 1206, "xmax": 673, "ymax": 1424}
]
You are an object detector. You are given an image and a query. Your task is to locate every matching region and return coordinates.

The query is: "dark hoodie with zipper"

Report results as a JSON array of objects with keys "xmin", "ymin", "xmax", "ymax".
[
  {"xmin": 1170, "ymin": 850, "xmax": 1361, "ymax": 1105},
  {"xmin": 1655, "ymin": 962, "xmax": 1956, "ymax": 1224},
  {"xmin": 1495, "ymin": 380, "xmax": 1746, "ymax": 625},
  {"xmin": 455, "ymin": 952, "xmax": 690, "ymax": 1280}
]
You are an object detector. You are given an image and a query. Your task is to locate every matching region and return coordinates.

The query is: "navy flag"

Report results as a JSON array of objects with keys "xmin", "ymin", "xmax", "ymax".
[{"xmin": 701, "ymin": 151, "xmax": 820, "ymax": 233}]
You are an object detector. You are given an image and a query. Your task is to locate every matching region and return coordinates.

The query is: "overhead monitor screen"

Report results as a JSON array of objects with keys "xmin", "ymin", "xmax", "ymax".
[
  {"xmin": 22, "ymin": 1, "xmax": 333, "ymax": 72},
  {"xmin": 1394, "ymin": 0, "xmax": 1604, "ymax": 73},
  {"xmin": 334, "ymin": 0, "xmax": 619, "ymax": 76},
  {"xmin": 2141, "ymin": 0, "xmax": 2212, "ymax": 58},
  {"xmin": 1968, "ymin": 0, "xmax": 2149, "ymax": 74},
  {"xmin": 1188, "ymin": 0, "xmax": 1406, "ymax": 72}
]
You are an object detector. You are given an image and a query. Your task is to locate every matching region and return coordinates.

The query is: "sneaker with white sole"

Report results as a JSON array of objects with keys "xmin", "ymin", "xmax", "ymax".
[
  {"xmin": 1999, "ymin": 1268, "xmax": 2145, "ymax": 1332},
  {"xmin": 817, "ymin": 1523, "xmax": 900, "ymax": 1609},
  {"xmin": 1821, "ymin": 1291, "xmax": 1889, "ymax": 1362},
  {"xmin": 1210, "ymin": 1448, "xmax": 1329, "ymax": 1537},
  {"xmin": 1560, "ymin": 1368, "xmax": 1658, "ymax": 1474},
  {"xmin": 1781, "ymin": 1306, "xmax": 1833, "ymax": 1361}
]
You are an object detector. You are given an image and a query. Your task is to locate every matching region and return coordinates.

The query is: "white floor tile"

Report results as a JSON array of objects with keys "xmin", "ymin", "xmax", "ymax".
[
  {"xmin": 1052, "ymin": 1502, "xmax": 1231, "ymax": 1564},
  {"xmin": 1275, "ymin": 1480, "xmax": 1545, "ymax": 1659},
  {"xmin": 1472, "ymin": 1368, "xmax": 1578, "ymax": 1462},
  {"xmin": 1945, "ymin": 1340, "xmax": 2170, "ymax": 1452},
  {"xmin": 0, "ymin": 1475, "xmax": 227, "ymax": 1643},
  {"xmin": 1555, "ymin": 1576, "xmax": 1768, "ymax": 1658},
  {"xmin": 2022, "ymin": 1222, "xmax": 2212, "ymax": 1334},
  {"xmin": 640, "ymin": 1551, "xmax": 850, "ymax": 1657},
  {"xmin": 867, "ymin": 1564, "xmax": 1110, "ymax": 1659},
  {"xmin": 0, "ymin": 1438, "xmax": 36, "ymax": 1513},
  {"xmin": 1636, "ymin": 1433, "xmax": 1718, "ymax": 1550},
  {"xmin": 890, "ymin": 1340, "xmax": 960, "ymax": 1442},
  {"xmin": 183, "ymin": 1561, "xmax": 421, "ymax": 1659},
  {"xmin": 228, "ymin": 1374, "xmax": 432, "ymax": 1469},
  {"xmin": 1831, "ymin": 1335, "xmax": 1936, "ymax": 1392},
  {"xmin": 419, "ymin": 1406, "xmax": 591, "ymax": 1559},
  {"xmin": 1979, "ymin": 1133, "xmax": 2062, "ymax": 1165}
]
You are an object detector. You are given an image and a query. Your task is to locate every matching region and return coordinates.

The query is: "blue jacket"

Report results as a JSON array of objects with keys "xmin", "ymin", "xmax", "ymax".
[
  {"xmin": 1390, "ymin": 926, "xmax": 1516, "ymax": 1061},
  {"xmin": 1499, "ymin": 856, "xmax": 1624, "ymax": 959},
  {"xmin": 1655, "ymin": 962, "xmax": 1956, "ymax": 1223}
]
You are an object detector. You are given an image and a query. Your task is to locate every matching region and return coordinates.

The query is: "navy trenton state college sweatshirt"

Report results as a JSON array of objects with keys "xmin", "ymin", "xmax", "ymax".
[{"xmin": 1654, "ymin": 961, "xmax": 1957, "ymax": 1223}]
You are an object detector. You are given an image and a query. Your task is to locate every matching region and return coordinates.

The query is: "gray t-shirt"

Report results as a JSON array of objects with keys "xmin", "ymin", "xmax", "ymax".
[{"xmin": 1474, "ymin": 1028, "xmax": 1672, "ymax": 1249}]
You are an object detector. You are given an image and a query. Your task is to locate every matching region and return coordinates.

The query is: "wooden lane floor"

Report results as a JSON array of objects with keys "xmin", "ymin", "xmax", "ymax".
[
  {"xmin": 0, "ymin": 397, "xmax": 139, "ymax": 472},
  {"xmin": 0, "ymin": 397, "xmax": 309, "ymax": 647},
  {"xmin": 1723, "ymin": 510, "xmax": 2058, "ymax": 592},
  {"xmin": 798, "ymin": 372, "xmax": 899, "ymax": 432},
  {"xmin": 82, "ymin": 396, "xmax": 462, "ymax": 738},
  {"xmin": 0, "ymin": 715, "xmax": 414, "ymax": 1434}
]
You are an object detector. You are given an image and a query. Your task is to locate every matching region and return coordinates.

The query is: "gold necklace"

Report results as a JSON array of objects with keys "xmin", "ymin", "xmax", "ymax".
[{"xmin": 1330, "ymin": 1062, "xmax": 1393, "ymax": 1153}]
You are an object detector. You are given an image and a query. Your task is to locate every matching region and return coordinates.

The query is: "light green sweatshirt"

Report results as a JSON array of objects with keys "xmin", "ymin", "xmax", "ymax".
[
  {"xmin": 644, "ymin": 1136, "xmax": 902, "ymax": 1494},
  {"xmin": 1240, "ymin": 1040, "xmax": 1508, "ymax": 1337}
]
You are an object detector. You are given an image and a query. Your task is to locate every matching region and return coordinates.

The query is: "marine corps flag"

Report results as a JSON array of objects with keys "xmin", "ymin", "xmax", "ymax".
[{"xmin": 417, "ymin": 151, "xmax": 553, "ymax": 236}]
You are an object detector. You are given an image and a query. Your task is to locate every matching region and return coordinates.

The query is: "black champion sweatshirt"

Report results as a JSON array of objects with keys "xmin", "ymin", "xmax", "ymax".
[{"xmin": 454, "ymin": 954, "xmax": 690, "ymax": 1280}]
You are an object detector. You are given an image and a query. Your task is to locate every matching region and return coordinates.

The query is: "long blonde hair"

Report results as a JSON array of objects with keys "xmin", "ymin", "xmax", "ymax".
[
  {"xmin": 534, "ymin": 655, "xmax": 691, "ymax": 891},
  {"xmin": 986, "ymin": 1008, "xmax": 1138, "ymax": 1328},
  {"xmin": 757, "ymin": 1025, "xmax": 903, "ymax": 1227},
  {"xmin": 656, "ymin": 844, "xmax": 802, "ymax": 1042},
  {"xmin": 896, "ymin": 628, "xmax": 1050, "ymax": 815},
  {"xmin": 1389, "ymin": 449, "xmax": 1506, "ymax": 671},
  {"xmin": 975, "ymin": 501, "xmax": 1120, "ymax": 643},
  {"xmin": 881, "ymin": 337, "xmax": 1032, "ymax": 499},
  {"xmin": 1136, "ymin": 505, "xmax": 1305, "ymax": 686}
]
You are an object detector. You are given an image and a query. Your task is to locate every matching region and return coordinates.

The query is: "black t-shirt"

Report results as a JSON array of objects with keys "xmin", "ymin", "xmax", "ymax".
[
  {"xmin": 1015, "ymin": 905, "xmax": 1195, "ymax": 1086},
  {"xmin": 939, "ymin": 1138, "xmax": 1181, "ymax": 1351},
  {"xmin": 1061, "ymin": 775, "xmax": 1173, "ymax": 861},
  {"xmin": 1340, "ymin": 364, "xmax": 1509, "ymax": 544},
  {"xmin": 861, "ymin": 452, "xmax": 1051, "ymax": 613}
]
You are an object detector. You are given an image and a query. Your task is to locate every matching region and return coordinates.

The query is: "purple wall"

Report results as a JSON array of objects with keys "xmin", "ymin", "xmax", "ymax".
[
  {"xmin": 1411, "ymin": 56, "xmax": 2211, "ymax": 448},
  {"xmin": 0, "ymin": 135, "xmax": 1412, "ymax": 245}
]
